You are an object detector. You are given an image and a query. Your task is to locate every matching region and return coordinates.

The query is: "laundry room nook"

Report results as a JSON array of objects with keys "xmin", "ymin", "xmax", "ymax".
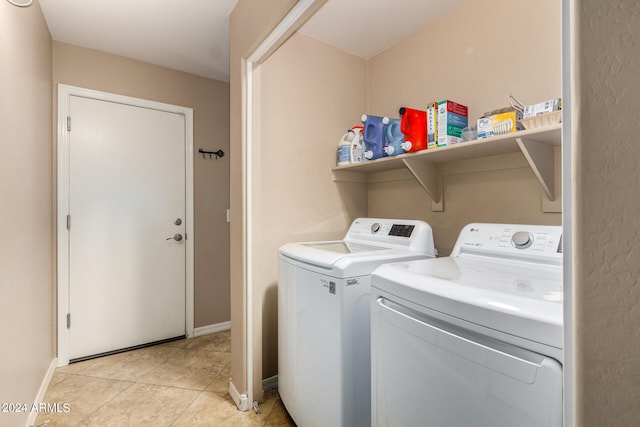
[
  {"xmin": 7, "ymin": 0, "xmax": 640, "ymax": 424},
  {"xmin": 239, "ymin": 0, "xmax": 562, "ymax": 404}
]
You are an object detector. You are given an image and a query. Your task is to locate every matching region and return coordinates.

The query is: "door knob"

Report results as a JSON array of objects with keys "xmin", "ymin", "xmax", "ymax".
[
  {"xmin": 174, "ymin": 218, "xmax": 182, "ymax": 226},
  {"xmin": 166, "ymin": 233, "xmax": 183, "ymax": 242}
]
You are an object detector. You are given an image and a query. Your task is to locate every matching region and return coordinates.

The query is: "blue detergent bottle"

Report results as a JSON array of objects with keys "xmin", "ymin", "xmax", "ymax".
[
  {"xmin": 361, "ymin": 114, "xmax": 387, "ymax": 160},
  {"xmin": 383, "ymin": 117, "xmax": 405, "ymax": 156}
]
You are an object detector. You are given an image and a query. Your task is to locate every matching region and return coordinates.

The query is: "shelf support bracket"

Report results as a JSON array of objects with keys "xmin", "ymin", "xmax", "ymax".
[
  {"xmin": 402, "ymin": 158, "xmax": 440, "ymax": 203},
  {"xmin": 516, "ymin": 137, "xmax": 555, "ymax": 201}
]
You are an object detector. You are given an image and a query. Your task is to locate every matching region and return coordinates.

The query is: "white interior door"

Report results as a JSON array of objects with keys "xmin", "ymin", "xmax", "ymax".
[{"xmin": 67, "ymin": 95, "xmax": 186, "ymax": 360}]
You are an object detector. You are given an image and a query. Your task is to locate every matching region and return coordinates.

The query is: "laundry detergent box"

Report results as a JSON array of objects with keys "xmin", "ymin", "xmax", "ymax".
[
  {"xmin": 436, "ymin": 125, "xmax": 465, "ymax": 146},
  {"xmin": 438, "ymin": 134, "xmax": 463, "ymax": 146},
  {"xmin": 437, "ymin": 99, "xmax": 468, "ymax": 129},
  {"xmin": 437, "ymin": 100, "xmax": 468, "ymax": 146},
  {"xmin": 426, "ymin": 102, "xmax": 438, "ymax": 148},
  {"xmin": 442, "ymin": 124, "xmax": 463, "ymax": 138},
  {"xmin": 438, "ymin": 99, "xmax": 468, "ymax": 117},
  {"xmin": 437, "ymin": 111, "xmax": 468, "ymax": 129}
]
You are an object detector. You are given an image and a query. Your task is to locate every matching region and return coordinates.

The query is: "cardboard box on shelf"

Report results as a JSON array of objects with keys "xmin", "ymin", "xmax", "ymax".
[
  {"xmin": 426, "ymin": 102, "xmax": 437, "ymax": 149},
  {"xmin": 477, "ymin": 110, "xmax": 518, "ymax": 139},
  {"xmin": 438, "ymin": 100, "xmax": 468, "ymax": 116},
  {"xmin": 437, "ymin": 100, "xmax": 468, "ymax": 146},
  {"xmin": 437, "ymin": 134, "xmax": 463, "ymax": 146}
]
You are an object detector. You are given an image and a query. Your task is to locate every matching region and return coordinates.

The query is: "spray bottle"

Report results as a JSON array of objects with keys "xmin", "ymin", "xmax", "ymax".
[{"xmin": 350, "ymin": 126, "xmax": 364, "ymax": 163}]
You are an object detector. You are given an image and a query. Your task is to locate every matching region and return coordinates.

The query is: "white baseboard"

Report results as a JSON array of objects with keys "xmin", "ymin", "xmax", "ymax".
[
  {"xmin": 229, "ymin": 380, "xmax": 251, "ymax": 412},
  {"xmin": 262, "ymin": 375, "xmax": 278, "ymax": 391},
  {"xmin": 25, "ymin": 358, "xmax": 57, "ymax": 427},
  {"xmin": 193, "ymin": 321, "xmax": 231, "ymax": 337}
]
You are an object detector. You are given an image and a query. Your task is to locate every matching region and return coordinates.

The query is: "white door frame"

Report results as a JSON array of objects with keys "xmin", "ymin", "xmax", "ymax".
[
  {"xmin": 561, "ymin": 0, "xmax": 574, "ymax": 425},
  {"xmin": 239, "ymin": 0, "xmax": 326, "ymax": 410},
  {"xmin": 56, "ymin": 84, "xmax": 195, "ymax": 366}
]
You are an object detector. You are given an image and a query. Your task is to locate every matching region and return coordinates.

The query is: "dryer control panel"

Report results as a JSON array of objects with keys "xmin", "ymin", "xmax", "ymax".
[{"xmin": 452, "ymin": 223, "xmax": 563, "ymax": 263}]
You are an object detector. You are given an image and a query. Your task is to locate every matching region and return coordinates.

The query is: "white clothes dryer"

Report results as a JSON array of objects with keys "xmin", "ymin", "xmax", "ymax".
[
  {"xmin": 371, "ymin": 223, "xmax": 563, "ymax": 427},
  {"xmin": 278, "ymin": 218, "xmax": 436, "ymax": 427}
]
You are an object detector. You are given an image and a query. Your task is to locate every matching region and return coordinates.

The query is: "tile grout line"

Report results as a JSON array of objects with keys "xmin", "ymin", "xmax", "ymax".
[
  {"xmin": 167, "ymin": 388, "xmax": 204, "ymax": 427},
  {"xmin": 132, "ymin": 347, "xmax": 231, "ymax": 392},
  {"xmin": 83, "ymin": 381, "xmax": 138, "ymax": 424},
  {"xmin": 58, "ymin": 375, "xmax": 138, "ymax": 427}
]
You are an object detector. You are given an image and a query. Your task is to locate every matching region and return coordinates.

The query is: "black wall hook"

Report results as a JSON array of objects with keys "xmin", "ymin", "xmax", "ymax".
[{"xmin": 198, "ymin": 148, "xmax": 225, "ymax": 159}]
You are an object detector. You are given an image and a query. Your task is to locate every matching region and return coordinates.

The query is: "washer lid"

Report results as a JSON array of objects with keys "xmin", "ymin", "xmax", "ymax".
[
  {"xmin": 279, "ymin": 240, "xmax": 389, "ymax": 269},
  {"xmin": 372, "ymin": 256, "xmax": 563, "ymax": 349},
  {"xmin": 301, "ymin": 241, "xmax": 387, "ymax": 255},
  {"xmin": 279, "ymin": 240, "xmax": 430, "ymax": 277}
]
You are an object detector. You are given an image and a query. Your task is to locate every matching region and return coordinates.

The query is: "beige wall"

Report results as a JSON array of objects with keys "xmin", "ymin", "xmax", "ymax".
[
  {"xmin": 573, "ymin": 0, "xmax": 640, "ymax": 424},
  {"xmin": 368, "ymin": 0, "xmax": 561, "ymax": 120},
  {"xmin": 0, "ymin": 2, "xmax": 53, "ymax": 427},
  {"xmin": 257, "ymin": 32, "xmax": 368, "ymax": 385},
  {"xmin": 53, "ymin": 42, "xmax": 231, "ymax": 328},
  {"xmin": 367, "ymin": 0, "xmax": 562, "ymax": 254},
  {"xmin": 229, "ymin": 0, "xmax": 299, "ymax": 401}
]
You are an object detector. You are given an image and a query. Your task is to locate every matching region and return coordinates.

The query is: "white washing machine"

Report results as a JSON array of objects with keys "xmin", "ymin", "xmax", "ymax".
[
  {"xmin": 371, "ymin": 223, "xmax": 563, "ymax": 427},
  {"xmin": 278, "ymin": 218, "xmax": 436, "ymax": 427}
]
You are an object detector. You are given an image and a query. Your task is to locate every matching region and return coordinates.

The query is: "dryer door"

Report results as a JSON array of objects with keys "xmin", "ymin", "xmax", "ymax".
[{"xmin": 371, "ymin": 293, "xmax": 563, "ymax": 427}]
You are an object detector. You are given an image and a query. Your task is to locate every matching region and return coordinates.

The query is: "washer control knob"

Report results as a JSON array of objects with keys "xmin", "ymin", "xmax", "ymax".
[
  {"xmin": 371, "ymin": 223, "xmax": 381, "ymax": 233},
  {"xmin": 511, "ymin": 231, "xmax": 533, "ymax": 249}
]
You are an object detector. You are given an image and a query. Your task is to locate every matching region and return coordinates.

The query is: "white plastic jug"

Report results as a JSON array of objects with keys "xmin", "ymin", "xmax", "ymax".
[{"xmin": 337, "ymin": 130, "xmax": 354, "ymax": 166}]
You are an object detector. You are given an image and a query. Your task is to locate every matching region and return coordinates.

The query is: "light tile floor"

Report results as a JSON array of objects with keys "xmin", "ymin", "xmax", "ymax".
[{"xmin": 35, "ymin": 330, "xmax": 295, "ymax": 426}]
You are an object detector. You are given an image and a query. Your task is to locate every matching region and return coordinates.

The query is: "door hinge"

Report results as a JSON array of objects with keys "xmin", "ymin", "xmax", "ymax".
[
  {"xmin": 66, "ymin": 214, "xmax": 71, "ymax": 230},
  {"xmin": 67, "ymin": 116, "xmax": 71, "ymax": 132},
  {"xmin": 66, "ymin": 313, "xmax": 71, "ymax": 329}
]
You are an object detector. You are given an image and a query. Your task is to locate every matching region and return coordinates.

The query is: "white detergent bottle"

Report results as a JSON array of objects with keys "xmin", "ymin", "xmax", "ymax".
[
  {"xmin": 337, "ymin": 130, "xmax": 354, "ymax": 166},
  {"xmin": 350, "ymin": 126, "xmax": 364, "ymax": 163}
]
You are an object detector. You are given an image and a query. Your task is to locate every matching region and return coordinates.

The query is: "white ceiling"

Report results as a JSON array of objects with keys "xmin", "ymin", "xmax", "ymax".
[
  {"xmin": 39, "ymin": 0, "xmax": 239, "ymax": 82},
  {"xmin": 299, "ymin": 0, "xmax": 464, "ymax": 59},
  {"xmin": 38, "ymin": 0, "xmax": 463, "ymax": 83}
]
